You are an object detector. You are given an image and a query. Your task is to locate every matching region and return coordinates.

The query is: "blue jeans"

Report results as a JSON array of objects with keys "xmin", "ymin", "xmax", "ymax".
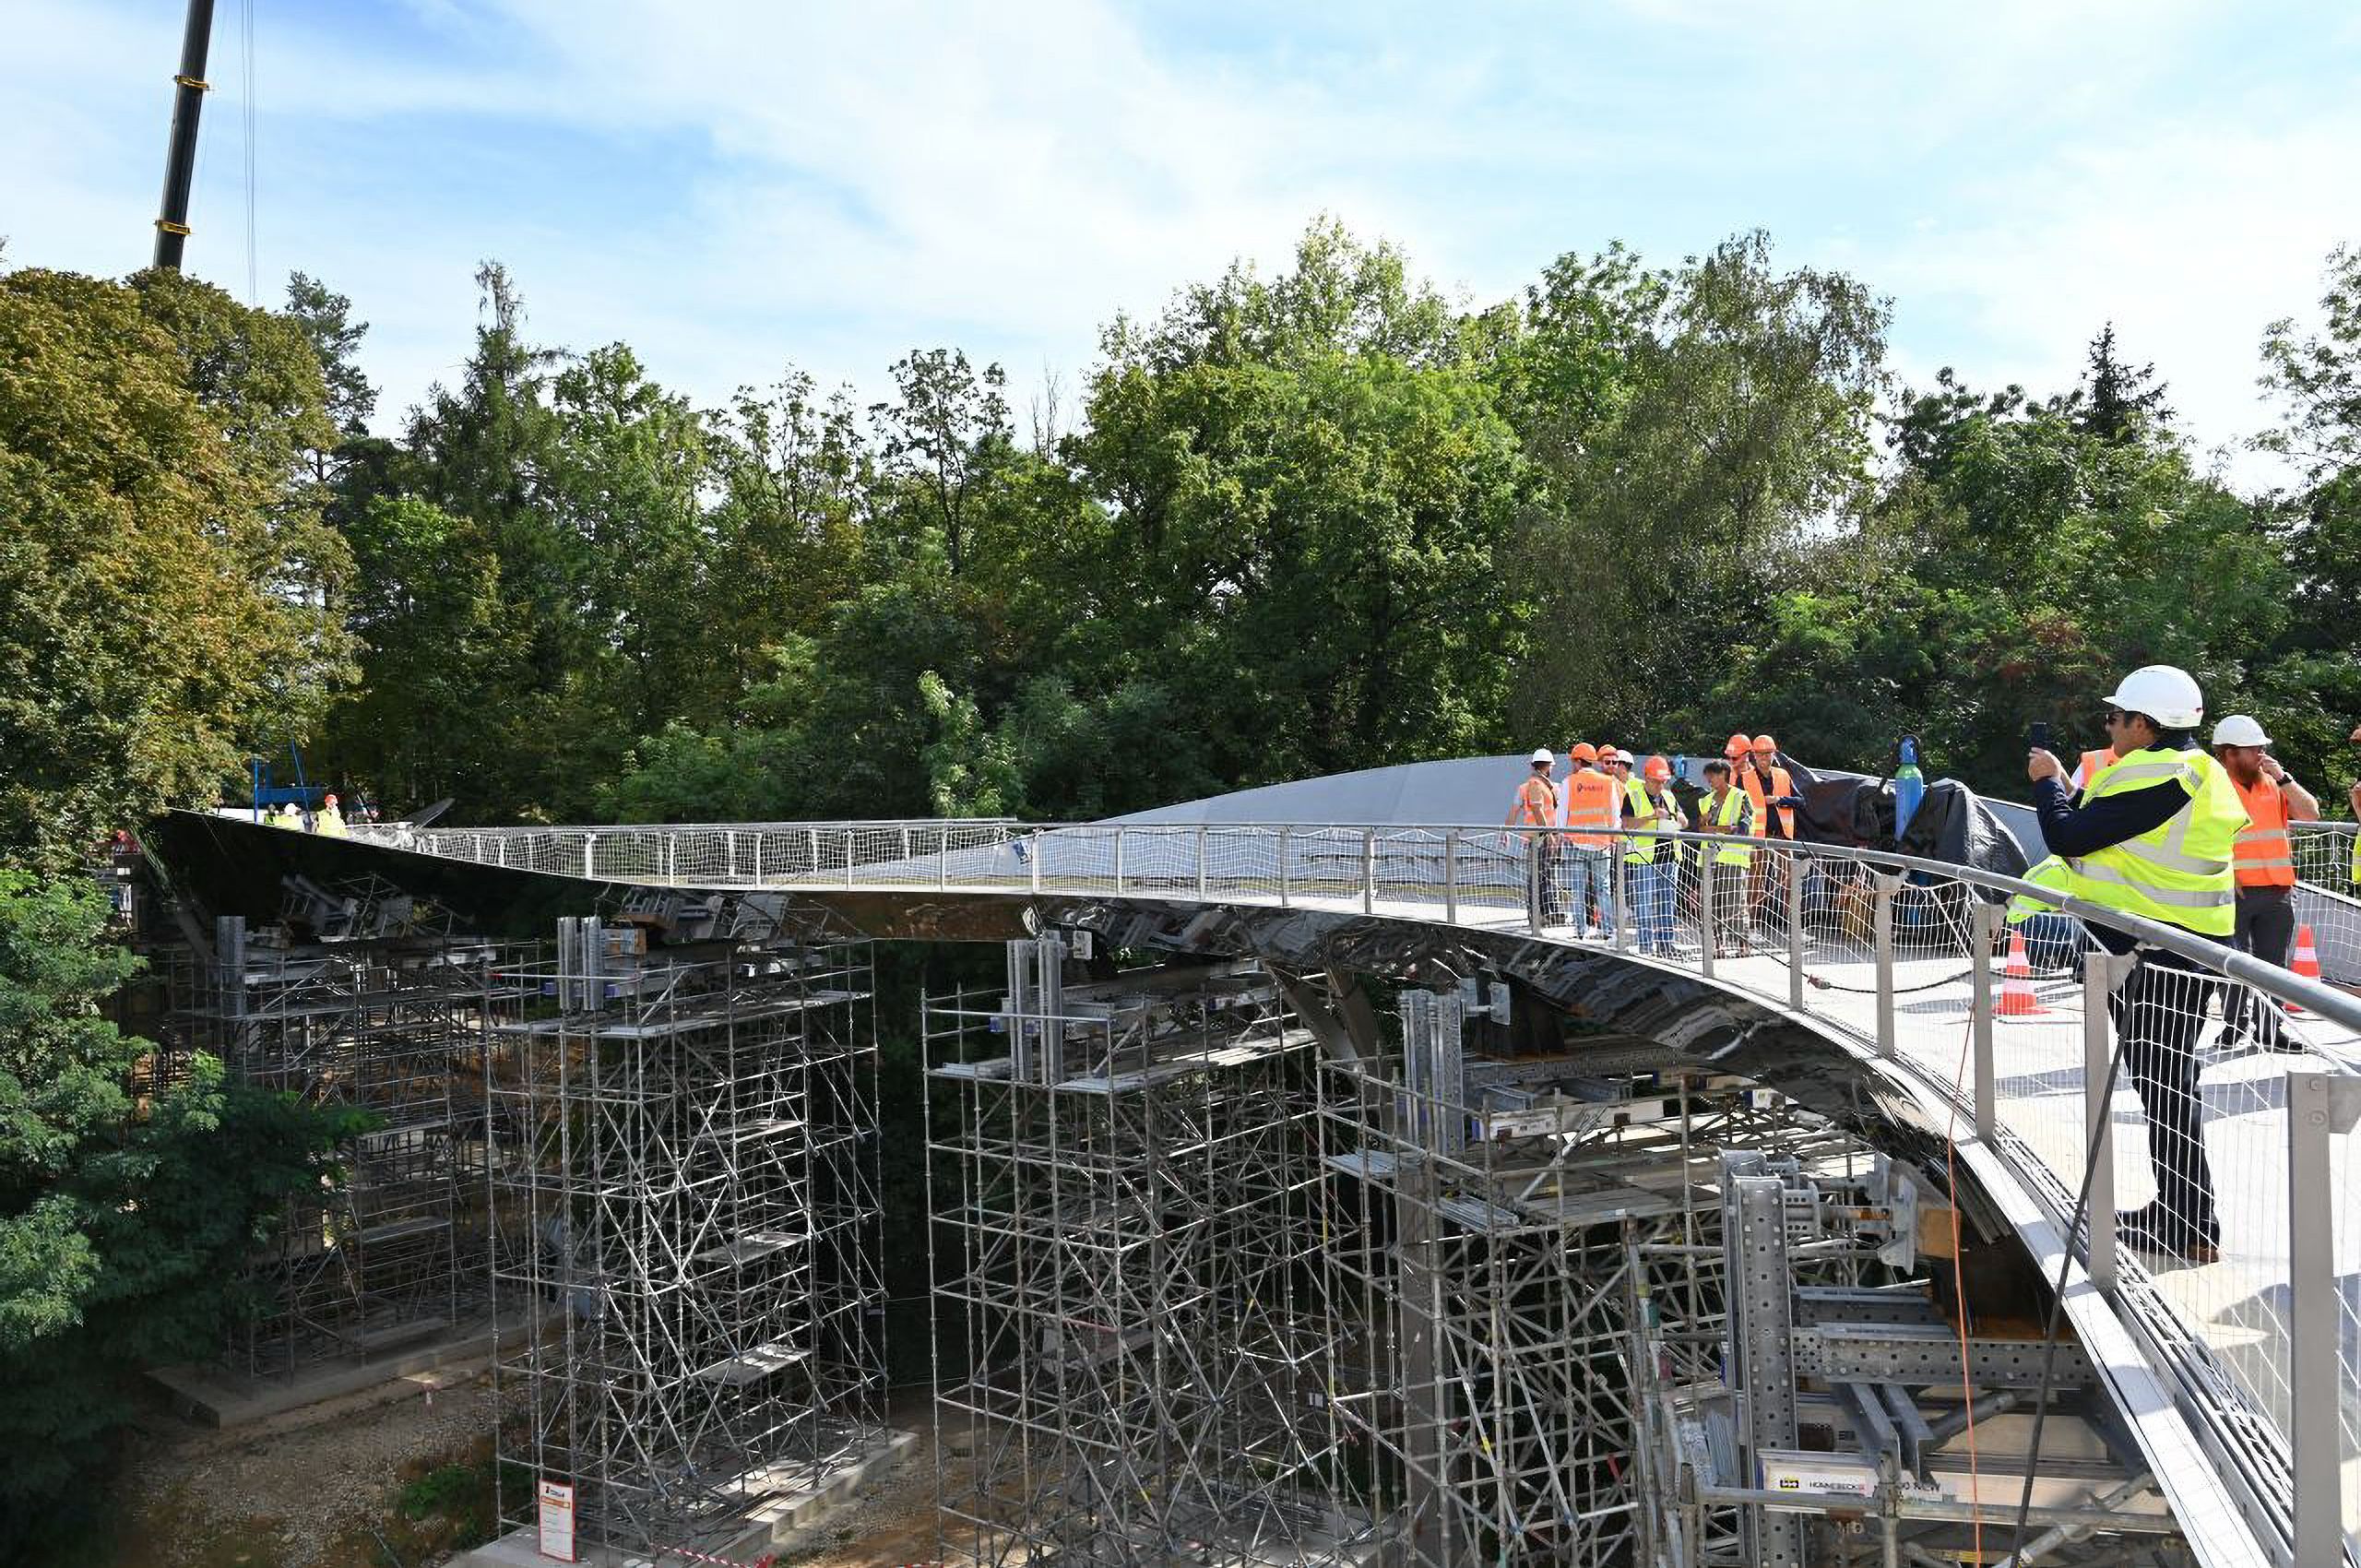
[
  {"xmin": 1562, "ymin": 849, "xmax": 1613, "ymax": 933},
  {"xmin": 1632, "ymin": 861, "xmax": 1674, "ymax": 951}
]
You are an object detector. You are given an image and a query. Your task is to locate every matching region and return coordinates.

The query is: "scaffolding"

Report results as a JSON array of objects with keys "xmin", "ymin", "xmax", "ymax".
[
  {"xmin": 486, "ymin": 916, "xmax": 884, "ymax": 1562},
  {"xmin": 168, "ymin": 911, "xmax": 508, "ymax": 1377},
  {"xmin": 1311, "ymin": 991, "xmax": 1779, "ymax": 1568},
  {"xmin": 925, "ymin": 938, "xmax": 1372, "ymax": 1568},
  {"xmin": 1635, "ymin": 1147, "xmax": 2189, "ymax": 1567}
]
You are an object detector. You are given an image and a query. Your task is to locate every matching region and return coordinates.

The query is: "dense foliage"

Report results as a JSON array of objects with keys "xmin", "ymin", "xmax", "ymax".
[
  {"xmin": 0, "ymin": 268, "xmax": 352, "ymax": 868},
  {"xmin": 0, "ymin": 874, "xmax": 354, "ymax": 1556},
  {"xmin": 272, "ymin": 226, "xmax": 2361, "ymax": 825}
]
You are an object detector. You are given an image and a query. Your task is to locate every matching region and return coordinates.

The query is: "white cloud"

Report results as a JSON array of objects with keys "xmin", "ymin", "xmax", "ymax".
[
  {"xmin": 1, "ymin": 0, "xmax": 2353, "ymax": 489},
  {"xmin": 1848, "ymin": 111, "xmax": 2357, "ymax": 486}
]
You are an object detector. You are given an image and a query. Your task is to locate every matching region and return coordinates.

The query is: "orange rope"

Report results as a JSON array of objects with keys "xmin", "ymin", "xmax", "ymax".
[{"xmin": 1944, "ymin": 1016, "xmax": 1984, "ymax": 1559}]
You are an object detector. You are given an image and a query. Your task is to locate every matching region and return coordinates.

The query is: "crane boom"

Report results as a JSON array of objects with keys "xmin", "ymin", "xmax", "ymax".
[{"xmin": 151, "ymin": 0, "xmax": 218, "ymax": 269}]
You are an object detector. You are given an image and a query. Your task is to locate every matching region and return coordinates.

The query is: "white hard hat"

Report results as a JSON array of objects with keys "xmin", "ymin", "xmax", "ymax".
[
  {"xmin": 2211, "ymin": 714, "xmax": 2271, "ymax": 748},
  {"xmin": 1617, "ymin": 748, "xmax": 1637, "ymax": 765},
  {"xmin": 2102, "ymin": 664, "xmax": 2203, "ymax": 731},
  {"xmin": 1529, "ymin": 748, "xmax": 1554, "ymax": 766}
]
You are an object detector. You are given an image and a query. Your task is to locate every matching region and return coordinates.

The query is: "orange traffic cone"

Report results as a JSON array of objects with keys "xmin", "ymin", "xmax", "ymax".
[
  {"xmin": 2292, "ymin": 924, "xmax": 2323, "ymax": 980},
  {"xmin": 2285, "ymin": 923, "xmax": 2322, "ymax": 1016},
  {"xmin": 1996, "ymin": 931, "xmax": 2047, "ymax": 1019}
]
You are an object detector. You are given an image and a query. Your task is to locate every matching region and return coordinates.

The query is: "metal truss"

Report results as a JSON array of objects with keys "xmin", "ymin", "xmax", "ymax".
[
  {"xmin": 486, "ymin": 917, "xmax": 884, "ymax": 1560},
  {"xmin": 170, "ymin": 912, "xmax": 508, "ymax": 1378},
  {"xmin": 1639, "ymin": 1148, "xmax": 2195, "ymax": 1568},
  {"xmin": 1311, "ymin": 988, "xmax": 1814, "ymax": 1568},
  {"xmin": 926, "ymin": 940, "xmax": 1372, "ymax": 1568}
]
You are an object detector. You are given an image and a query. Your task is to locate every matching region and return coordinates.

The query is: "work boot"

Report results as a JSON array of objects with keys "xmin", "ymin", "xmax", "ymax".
[{"xmin": 2114, "ymin": 1204, "xmax": 2218, "ymax": 1265}]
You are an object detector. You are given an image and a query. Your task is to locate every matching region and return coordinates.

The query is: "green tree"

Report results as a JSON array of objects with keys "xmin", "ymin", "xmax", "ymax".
[
  {"xmin": 326, "ymin": 494, "xmax": 519, "ymax": 812},
  {"xmin": 0, "ymin": 267, "xmax": 353, "ymax": 866},
  {"xmin": 2068, "ymin": 322, "xmax": 2171, "ymax": 443},
  {"xmin": 0, "ymin": 873, "xmax": 350, "ymax": 1556},
  {"xmin": 1736, "ymin": 365, "xmax": 2287, "ymax": 790},
  {"xmin": 1073, "ymin": 220, "xmax": 1526, "ymax": 785},
  {"xmin": 545, "ymin": 343, "xmax": 716, "ymax": 737},
  {"xmin": 706, "ymin": 373, "xmax": 874, "ymax": 706},
  {"xmin": 283, "ymin": 270, "xmax": 379, "ymax": 443},
  {"xmin": 2253, "ymin": 244, "xmax": 2361, "ymax": 799},
  {"xmin": 328, "ymin": 263, "xmax": 619, "ymax": 820},
  {"xmin": 1504, "ymin": 231, "xmax": 1890, "ymax": 747},
  {"xmin": 871, "ymin": 349, "xmax": 1012, "ymax": 578}
]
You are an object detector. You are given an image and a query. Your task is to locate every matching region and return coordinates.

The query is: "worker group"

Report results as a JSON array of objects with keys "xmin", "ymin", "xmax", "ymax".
[
  {"xmin": 1505, "ymin": 731, "xmax": 1801, "ymax": 959},
  {"xmin": 1510, "ymin": 665, "xmax": 2361, "ymax": 1267}
]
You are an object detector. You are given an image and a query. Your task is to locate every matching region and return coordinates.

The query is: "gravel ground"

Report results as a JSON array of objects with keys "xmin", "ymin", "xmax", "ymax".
[
  {"xmin": 114, "ymin": 1360, "xmax": 510, "ymax": 1568},
  {"xmin": 113, "ymin": 1372, "xmax": 949, "ymax": 1568},
  {"xmin": 777, "ymin": 1388, "xmax": 953, "ymax": 1568}
]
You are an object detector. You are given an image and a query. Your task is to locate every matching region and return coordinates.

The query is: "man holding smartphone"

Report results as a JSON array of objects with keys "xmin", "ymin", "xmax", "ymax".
[{"xmin": 2018, "ymin": 665, "xmax": 2245, "ymax": 1265}]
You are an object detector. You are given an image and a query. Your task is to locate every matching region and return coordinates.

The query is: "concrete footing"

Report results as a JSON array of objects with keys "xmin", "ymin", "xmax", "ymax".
[
  {"xmin": 453, "ymin": 1428, "xmax": 919, "ymax": 1567},
  {"xmin": 147, "ymin": 1315, "xmax": 498, "ymax": 1429}
]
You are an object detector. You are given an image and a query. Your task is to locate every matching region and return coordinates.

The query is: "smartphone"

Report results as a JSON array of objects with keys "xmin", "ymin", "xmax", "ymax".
[{"xmin": 2027, "ymin": 721, "xmax": 2051, "ymax": 753}]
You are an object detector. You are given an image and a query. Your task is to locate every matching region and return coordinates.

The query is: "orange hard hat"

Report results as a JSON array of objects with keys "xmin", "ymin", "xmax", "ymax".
[
  {"xmin": 1569, "ymin": 742, "xmax": 1598, "ymax": 763},
  {"xmin": 1724, "ymin": 732, "xmax": 1749, "ymax": 758},
  {"xmin": 1752, "ymin": 734, "xmax": 1777, "ymax": 752},
  {"xmin": 1643, "ymin": 754, "xmax": 1672, "ymax": 782}
]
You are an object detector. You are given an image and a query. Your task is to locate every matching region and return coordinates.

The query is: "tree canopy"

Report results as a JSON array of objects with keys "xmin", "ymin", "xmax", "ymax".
[
  {"xmin": 6, "ymin": 223, "xmax": 2357, "ymax": 836},
  {"xmin": 0, "ymin": 267, "xmax": 351, "ymax": 869}
]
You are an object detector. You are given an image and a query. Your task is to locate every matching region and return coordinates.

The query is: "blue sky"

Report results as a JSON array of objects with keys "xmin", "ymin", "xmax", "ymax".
[{"xmin": 6, "ymin": 1, "xmax": 2356, "ymax": 486}]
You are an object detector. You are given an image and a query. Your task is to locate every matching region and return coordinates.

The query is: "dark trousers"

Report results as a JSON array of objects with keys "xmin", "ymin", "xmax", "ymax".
[
  {"xmin": 2226, "ymin": 885, "xmax": 2296, "ymax": 1047},
  {"xmin": 2112, "ymin": 958, "xmax": 2220, "ymax": 1246},
  {"xmin": 1525, "ymin": 832, "xmax": 1560, "ymax": 921}
]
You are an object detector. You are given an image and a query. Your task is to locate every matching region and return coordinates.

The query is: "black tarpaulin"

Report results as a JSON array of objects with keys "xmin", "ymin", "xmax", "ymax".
[{"xmin": 1782, "ymin": 760, "xmax": 2029, "ymax": 880}]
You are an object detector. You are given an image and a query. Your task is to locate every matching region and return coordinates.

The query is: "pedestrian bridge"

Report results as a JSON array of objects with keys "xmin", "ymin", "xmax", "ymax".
[{"xmin": 170, "ymin": 802, "xmax": 2361, "ymax": 1567}]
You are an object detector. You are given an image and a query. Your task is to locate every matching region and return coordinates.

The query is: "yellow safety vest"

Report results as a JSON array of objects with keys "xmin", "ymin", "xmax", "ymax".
[
  {"xmin": 1696, "ymin": 788, "xmax": 1753, "ymax": 866},
  {"xmin": 1624, "ymin": 778, "xmax": 1684, "ymax": 866},
  {"xmin": 314, "ymin": 806, "xmax": 349, "ymax": 838},
  {"xmin": 2009, "ymin": 746, "xmax": 2241, "ymax": 937}
]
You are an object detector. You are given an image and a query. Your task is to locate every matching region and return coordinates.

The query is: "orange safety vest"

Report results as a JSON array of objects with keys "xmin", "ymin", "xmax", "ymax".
[
  {"xmin": 1513, "ymin": 775, "xmax": 1558, "ymax": 828},
  {"xmin": 1741, "ymin": 763, "xmax": 1795, "ymax": 838},
  {"xmin": 1562, "ymin": 768, "xmax": 1621, "ymax": 848},
  {"xmin": 2073, "ymin": 748, "xmax": 2118, "ymax": 793},
  {"xmin": 2229, "ymin": 775, "xmax": 2295, "ymax": 887}
]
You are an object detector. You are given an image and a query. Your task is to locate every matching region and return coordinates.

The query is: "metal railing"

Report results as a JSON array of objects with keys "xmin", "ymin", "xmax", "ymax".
[{"xmin": 358, "ymin": 813, "xmax": 2361, "ymax": 1563}]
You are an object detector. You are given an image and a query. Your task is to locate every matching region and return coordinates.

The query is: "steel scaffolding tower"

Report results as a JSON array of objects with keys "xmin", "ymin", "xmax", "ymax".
[
  {"xmin": 173, "ymin": 912, "xmax": 507, "ymax": 1377},
  {"xmin": 925, "ymin": 940, "xmax": 1374, "ymax": 1568},
  {"xmin": 486, "ymin": 918, "xmax": 884, "ymax": 1561},
  {"xmin": 1312, "ymin": 991, "xmax": 1875, "ymax": 1568}
]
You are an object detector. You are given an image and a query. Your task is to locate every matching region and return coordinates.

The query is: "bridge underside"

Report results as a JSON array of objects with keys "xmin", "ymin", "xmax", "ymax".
[{"xmin": 139, "ymin": 810, "xmax": 2336, "ymax": 1566}]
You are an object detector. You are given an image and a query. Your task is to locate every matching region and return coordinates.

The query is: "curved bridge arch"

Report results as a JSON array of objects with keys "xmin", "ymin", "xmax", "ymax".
[{"xmin": 147, "ymin": 808, "xmax": 2361, "ymax": 1567}]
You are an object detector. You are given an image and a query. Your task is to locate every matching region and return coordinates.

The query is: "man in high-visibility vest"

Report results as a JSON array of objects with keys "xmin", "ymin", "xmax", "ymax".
[
  {"xmin": 1741, "ymin": 733, "xmax": 1798, "ymax": 935},
  {"xmin": 314, "ymin": 791, "xmax": 350, "ymax": 837},
  {"xmin": 2020, "ymin": 664, "xmax": 2245, "ymax": 1264},
  {"xmin": 1505, "ymin": 749, "xmax": 1560, "ymax": 921},
  {"xmin": 1693, "ymin": 759, "xmax": 1754, "ymax": 958},
  {"xmin": 2213, "ymin": 715, "xmax": 2319, "ymax": 1052},
  {"xmin": 1624, "ymin": 754, "xmax": 1686, "ymax": 955},
  {"xmin": 1561, "ymin": 743, "xmax": 1622, "ymax": 939},
  {"xmin": 2349, "ymin": 722, "xmax": 2361, "ymax": 885}
]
